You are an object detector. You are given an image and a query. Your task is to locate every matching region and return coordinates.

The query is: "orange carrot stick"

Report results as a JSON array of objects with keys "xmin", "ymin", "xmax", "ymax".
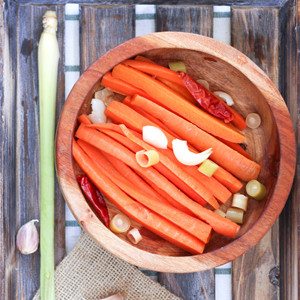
[
  {"xmin": 101, "ymin": 72, "xmax": 150, "ymax": 98},
  {"xmin": 78, "ymin": 114, "xmax": 92, "ymax": 125},
  {"xmin": 77, "ymin": 140, "xmax": 212, "ymax": 243},
  {"xmin": 123, "ymin": 98, "xmax": 176, "ymax": 136},
  {"xmin": 122, "ymin": 60, "xmax": 185, "ymax": 86},
  {"xmin": 160, "ymin": 148, "xmax": 232, "ymax": 204},
  {"xmin": 88, "ymin": 122, "xmax": 124, "ymax": 134},
  {"xmin": 154, "ymin": 162, "xmax": 207, "ymax": 206},
  {"xmin": 138, "ymin": 173, "xmax": 194, "ymax": 215},
  {"xmin": 100, "ymin": 129, "xmax": 141, "ymax": 152},
  {"xmin": 112, "ymin": 64, "xmax": 245, "ymax": 143},
  {"xmin": 213, "ymin": 168, "xmax": 243, "ymax": 193},
  {"xmin": 134, "ymin": 55, "xmax": 155, "ymax": 63},
  {"xmin": 158, "ymin": 77, "xmax": 195, "ymax": 103},
  {"xmin": 228, "ymin": 106, "xmax": 247, "ymax": 130},
  {"xmin": 218, "ymin": 137, "xmax": 252, "ymax": 160},
  {"xmin": 105, "ymin": 100, "xmax": 175, "ymax": 147},
  {"xmin": 75, "ymin": 126, "xmax": 240, "ymax": 237},
  {"xmin": 101, "ymin": 152, "xmax": 171, "ymax": 205},
  {"xmin": 129, "ymin": 95, "xmax": 260, "ymax": 181},
  {"xmin": 73, "ymin": 139, "xmax": 205, "ymax": 253},
  {"xmin": 119, "ymin": 124, "xmax": 219, "ymax": 209}
]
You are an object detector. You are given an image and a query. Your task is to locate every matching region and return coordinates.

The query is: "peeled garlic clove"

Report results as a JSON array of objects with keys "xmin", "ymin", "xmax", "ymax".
[
  {"xmin": 16, "ymin": 219, "xmax": 39, "ymax": 255},
  {"xmin": 142, "ymin": 126, "xmax": 168, "ymax": 149},
  {"xmin": 88, "ymin": 99, "xmax": 107, "ymax": 124},
  {"xmin": 196, "ymin": 79, "xmax": 210, "ymax": 90},
  {"xmin": 172, "ymin": 139, "xmax": 212, "ymax": 166},
  {"xmin": 213, "ymin": 91, "xmax": 234, "ymax": 106}
]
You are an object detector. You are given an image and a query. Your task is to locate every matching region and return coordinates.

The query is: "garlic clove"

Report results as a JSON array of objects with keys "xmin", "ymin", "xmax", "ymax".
[
  {"xmin": 142, "ymin": 126, "xmax": 168, "ymax": 149},
  {"xmin": 16, "ymin": 219, "xmax": 39, "ymax": 255},
  {"xmin": 172, "ymin": 139, "xmax": 212, "ymax": 166},
  {"xmin": 88, "ymin": 99, "xmax": 107, "ymax": 124}
]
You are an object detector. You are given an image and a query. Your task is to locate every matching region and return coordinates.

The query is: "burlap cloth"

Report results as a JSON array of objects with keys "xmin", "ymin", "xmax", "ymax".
[{"xmin": 34, "ymin": 233, "xmax": 180, "ymax": 300}]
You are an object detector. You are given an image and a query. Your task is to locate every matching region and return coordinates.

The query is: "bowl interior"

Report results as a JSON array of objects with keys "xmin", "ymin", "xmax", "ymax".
[{"xmin": 74, "ymin": 48, "xmax": 279, "ymax": 256}]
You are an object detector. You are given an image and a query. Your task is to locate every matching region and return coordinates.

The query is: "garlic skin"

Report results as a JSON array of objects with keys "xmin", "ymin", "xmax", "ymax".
[{"xmin": 16, "ymin": 219, "xmax": 39, "ymax": 255}]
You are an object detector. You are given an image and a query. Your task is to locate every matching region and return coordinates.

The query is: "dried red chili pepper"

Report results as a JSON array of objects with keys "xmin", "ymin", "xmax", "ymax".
[
  {"xmin": 179, "ymin": 72, "xmax": 233, "ymax": 123},
  {"xmin": 77, "ymin": 175, "xmax": 110, "ymax": 227}
]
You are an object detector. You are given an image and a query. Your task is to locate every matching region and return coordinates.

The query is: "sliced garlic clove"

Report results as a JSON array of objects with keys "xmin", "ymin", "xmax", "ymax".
[
  {"xmin": 213, "ymin": 91, "xmax": 234, "ymax": 106},
  {"xmin": 172, "ymin": 139, "xmax": 212, "ymax": 166},
  {"xmin": 88, "ymin": 99, "xmax": 107, "ymax": 124},
  {"xmin": 142, "ymin": 126, "xmax": 168, "ymax": 149}
]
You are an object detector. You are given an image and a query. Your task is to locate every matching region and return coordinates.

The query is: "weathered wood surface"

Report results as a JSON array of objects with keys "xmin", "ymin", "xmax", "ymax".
[
  {"xmin": 0, "ymin": 1, "xmax": 298, "ymax": 300},
  {"xmin": 15, "ymin": 0, "xmax": 290, "ymax": 7},
  {"xmin": 156, "ymin": 5, "xmax": 213, "ymax": 36},
  {"xmin": 279, "ymin": 1, "xmax": 299, "ymax": 299},
  {"xmin": 155, "ymin": 5, "xmax": 215, "ymax": 300},
  {"xmin": 80, "ymin": 4, "xmax": 135, "ymax": 71},
  {"xmin": 231, "ymin": 6, "xmax": 295, "ymax": 300},
  {"xmin": 0, "ymin": 3, "xmax": 66, "ymax": 299}
]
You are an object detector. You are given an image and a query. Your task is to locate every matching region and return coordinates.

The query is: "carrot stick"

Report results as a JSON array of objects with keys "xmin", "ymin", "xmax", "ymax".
[
  {"xmin": 122, "ymin": 60, "xmax": 184, "ymax": 86},
  {"xmin": 100, "ymin": 129, "xmax": 142, "ymax": 152},
  {"xmin": 138, "ymin": 174, "xmax": 194, "ymax": 215},
  {"xmin": 77, "ymin": 140, "xmax": 212, "ymax": 243},
  {"xmin": 103, "ymin": 152, "xmax": 188, "ymax": 213},
  {"xmin": 76, "ymin": 126, "xmax": 204, "ymax": 211},
  {"xmin": 101, "ymin": 152, "xmax": 171, "ymax": 205},
  {"xmin": 119, "ymin": 124, "xmax": 219, "ymax": 209},
  {"xmin": 105, "ymin": 100, "xmax": 175, "ymax": 147},
  {"xmin": 218, "ymin": 137, "xmax": 252, "ymax": 160},
  {"xmin": 75, "ymin": 126, "xmax": 240, "ymax": 237},
  {"xmin": 73, "ymin": 139, "xmax": 205, "ymax": 253},
  {"xmin": 135, "ymin": 55, "xmax": 155, "ymax": 63},
  {"xmin": 101, "ymin": 72, "xmax": 150, "ymax": 98},
  {"xmin": 78, "ymin": 114, "xmax": 92, "ymax": 125},
  {"xmin": 158, "ymin": 77, "xmax": 195, "ymax": 103},
  {"xmin": 97, "ymin": 129, "xmax": 206, "ymax": 205},
  {"xmin": 123, "ymin": 98, "xmax": 177, "ymax": 136},
  {"xmin": 128, "ymin": 95, "xmax": 260, "ymax": 181},
  {"xmin": 159, "ymin": 148, "xmax": 232, "ymax": 204},
  {"xmin": 112, "ymin": 64, "xmax": 245, "ymax": 143},
  {"xmin": 213, "ymin": 168, "xmax": 243, "ymax": 193},
  {"xmin": 88, "ymin": 122, "xmax": 124, "ymax": 134},
  {"xmin": 228, "ymin": 106, "xmax": 247, "ymax": 130},
  {"xmin": 154, "ymin": 162, "xmax": 207, "ymax": 206}
]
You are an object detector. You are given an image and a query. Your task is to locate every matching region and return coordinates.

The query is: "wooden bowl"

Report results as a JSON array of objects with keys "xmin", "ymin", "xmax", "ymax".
[{"xmin": 56, "ymin": 32, "xmax": 296, "ymax": 272}]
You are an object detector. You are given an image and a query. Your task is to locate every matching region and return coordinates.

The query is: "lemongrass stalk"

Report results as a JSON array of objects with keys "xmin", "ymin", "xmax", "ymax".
[{"xmin": 38, "ymin": 11, "xmax": 59, "ymax": 300}]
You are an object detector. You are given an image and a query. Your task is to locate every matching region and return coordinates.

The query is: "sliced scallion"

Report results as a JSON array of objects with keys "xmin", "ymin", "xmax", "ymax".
[{"xmin": 168, "ymin": 61, "xmax": 187, "ymax": 73}]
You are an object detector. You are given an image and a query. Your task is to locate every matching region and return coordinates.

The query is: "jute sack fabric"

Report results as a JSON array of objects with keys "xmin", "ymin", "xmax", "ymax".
[{"xmin": 34, "ymin": 233, "xmax": 180, "ymax": 300}]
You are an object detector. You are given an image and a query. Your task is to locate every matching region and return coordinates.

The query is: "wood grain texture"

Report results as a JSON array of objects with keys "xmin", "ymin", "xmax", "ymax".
[
  {"xmin": 158, "ymin": 272, "xmax": 214, "ymax": 300},
  {"xmin": 0, "ymin": 3, "xmax": 65, "ymax": 299},
  {"xmin": 231, "ymin": 7, "xmax": 281, "ymax": 300},
  {"xmin": 15, "ymin": 0, "xmax": 289, "ymax": 6},
  {"xmin": 156, "ymin": 5, "xmax": 213, "ymax": 37},
  {"xmin": 279, "ymin": 1, "xmax": 299, "ymax": 299},
  {"xmin": 56, "ymin": 32, "xmax": 295, "ymax": 273},
  {"xmin": 80, "ymin": 4, "xmax": 135, "ymax": 72},
  {"xmin": 155, "ymin": 6, "xmax": 214, "ymax": 299}
]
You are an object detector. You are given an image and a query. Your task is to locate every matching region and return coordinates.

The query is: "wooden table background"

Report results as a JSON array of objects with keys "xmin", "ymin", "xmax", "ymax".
[{"xmin": 0, "ymin": 0, "xmax": 298, "ymax": 299}]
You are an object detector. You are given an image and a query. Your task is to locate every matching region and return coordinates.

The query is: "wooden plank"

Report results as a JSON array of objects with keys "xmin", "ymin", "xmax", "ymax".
[
  {"xmin": 156, "ymin": 5, "xmax": 213, "ymax": 36},
  {"xmin": 279, "ymin": 1, "xmax": 299, "ymax": 299},
  {"xmin": 158, "ymin": 272, "xmax": 215, "ymax": 300},
  {"xmin": 155, "ymin": 6, "xmax": 215, "ymax": 300},
  {"xmin": 231, "ymin": 7, "xmax": 281, "ymax": 300},
  {"xmin": 0, "ymin": 3, "xmax": 65, "ymax": 299},
  {"xmin": 15, "ymin": 0, "xmax": 288, "ymax": 7},
  {"xmin": 80, "ymin": 4, "xmax": 135, "ymax": 71},
  {"xmin": 0, "ymin": 1, "xmax": 16, "ymax": 299}
]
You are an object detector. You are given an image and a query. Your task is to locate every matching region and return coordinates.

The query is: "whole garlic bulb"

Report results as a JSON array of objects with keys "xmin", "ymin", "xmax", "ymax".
[{"xmin": 16, "ymin": 219, "xmax": 39, "ymax": 255}]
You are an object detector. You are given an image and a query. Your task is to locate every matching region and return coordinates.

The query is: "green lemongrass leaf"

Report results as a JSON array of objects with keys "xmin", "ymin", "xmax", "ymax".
[{"xmin": 38, "ymin": 10, "xmax": 59, "ymax": 300}]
